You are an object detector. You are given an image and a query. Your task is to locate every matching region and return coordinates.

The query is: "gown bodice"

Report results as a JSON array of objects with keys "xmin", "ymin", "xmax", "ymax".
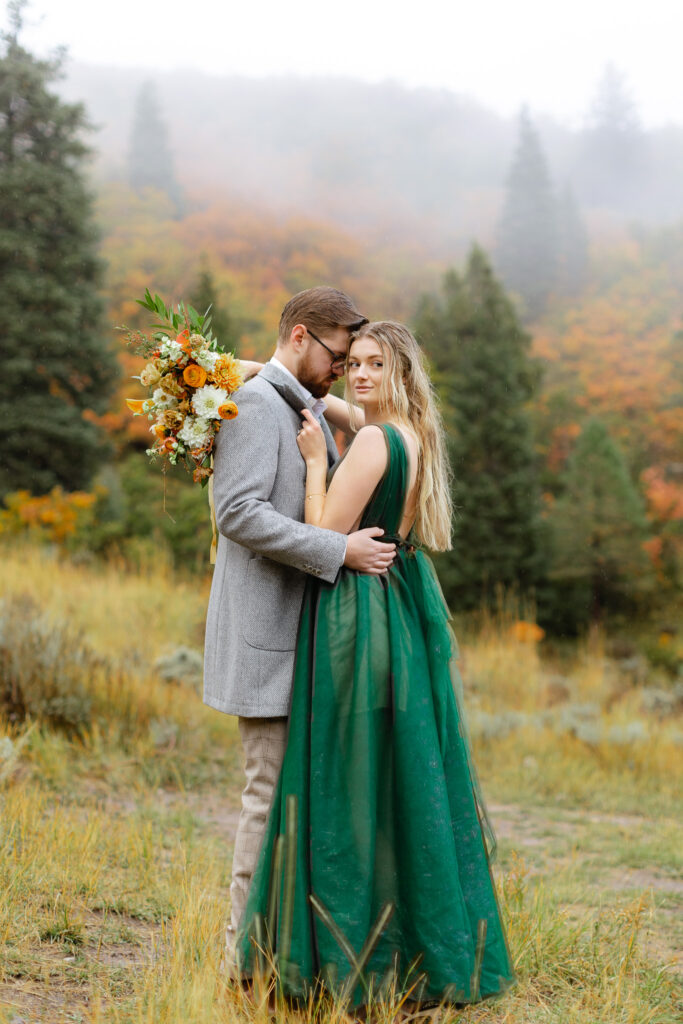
[{"xmin": 328, "ymin": 421, "xmax": 415, "ymax": 544}]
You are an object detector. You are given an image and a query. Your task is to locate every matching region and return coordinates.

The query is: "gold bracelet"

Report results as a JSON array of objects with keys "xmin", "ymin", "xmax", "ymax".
[{"xmin": 306, "ymin": 493, "xmax": 326, "ymax": 501}]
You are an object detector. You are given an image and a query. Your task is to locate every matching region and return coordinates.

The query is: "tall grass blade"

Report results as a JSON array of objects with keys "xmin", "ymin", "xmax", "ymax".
[
  {"xmin": 266, "ymin": 834, "xmax": 284, "ymax": 950},
  {"xmin": 470, "ymin": 917, "xmax": 488, "ymax": 999},
  {"xmin": 277, "ymin": 793, "xmax": 298, "ymax": 986}
]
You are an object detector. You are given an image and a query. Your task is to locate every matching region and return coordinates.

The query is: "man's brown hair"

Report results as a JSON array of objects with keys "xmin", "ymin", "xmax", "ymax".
[{"xmin": 278, "ymin": 286, "xmax": 367, "ymax": 343}]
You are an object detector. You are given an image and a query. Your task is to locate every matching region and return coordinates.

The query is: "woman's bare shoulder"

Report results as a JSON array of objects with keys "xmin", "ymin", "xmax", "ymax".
[
  {"xmin": 352, "ymin": 423, "xmax": 386, "ymax": 442},
  {"xmin": 346, "ymin": 424, "xmax": 387, "ymax": 457},
  {"xmin": 336, "ymin": 425, "xmax": 387, "ymax": 478}
]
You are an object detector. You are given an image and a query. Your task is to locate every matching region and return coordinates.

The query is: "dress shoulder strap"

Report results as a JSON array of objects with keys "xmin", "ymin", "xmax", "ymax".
[{"xmin": 359, "ymin": 423, "xmax": 410, "ymax": 536}]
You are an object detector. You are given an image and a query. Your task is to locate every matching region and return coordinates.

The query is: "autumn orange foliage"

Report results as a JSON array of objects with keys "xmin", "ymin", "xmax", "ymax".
[
  {"xmin": 532, "ymin": 236, "xmax": 683, "ymax": 475},
  {"xmin": 509, "ymin": 620, "xmax": 545, "ymax": 644},
  {"xmin": 0, "ymin": 488, "xmax": 99, "ymax": 545},
  {"xmin": 89, "ymin": 184, "xmax": 683, "ymax": 592}
]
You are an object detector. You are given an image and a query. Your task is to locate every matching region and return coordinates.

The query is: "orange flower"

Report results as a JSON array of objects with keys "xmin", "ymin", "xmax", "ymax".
[
  {"xmin": 211, "ymin": 354, "xmax": 244, "ymax": 393},
  {"xmin": 161, "ymin": 437, "xmax": 178, "ymax": 452},
  {"xmin": 193, "ymin": 465, "xmax": 213, "ymax": 483},
  {"xmin": 125, "ymin": 398, "xmax": 145, "ymax": 414},
  {"xmin": 153, "ymin": 423, "xmax": 166, "ymax": 440},
  {"xmin": 177, "ymin": 329, "xmax": 191, "ymax": 353},
  {"xmin": 183, "ymin": 363, "xmax": 208, "ymax": 388},
  {"xmin": 218, "ymin": 401, "xmax": 239, "ymax": 420}
]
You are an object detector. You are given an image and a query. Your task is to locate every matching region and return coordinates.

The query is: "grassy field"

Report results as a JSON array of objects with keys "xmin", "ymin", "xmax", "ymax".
[{"xmin": 0, "ymin": 543, "xmax": 681, "ymax": 1023}]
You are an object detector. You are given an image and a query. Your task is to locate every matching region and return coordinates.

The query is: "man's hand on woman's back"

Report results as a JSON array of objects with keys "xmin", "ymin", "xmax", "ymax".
[{"xmin": 344, "ymin": 527, "xmax": 396, "ymax": 575}]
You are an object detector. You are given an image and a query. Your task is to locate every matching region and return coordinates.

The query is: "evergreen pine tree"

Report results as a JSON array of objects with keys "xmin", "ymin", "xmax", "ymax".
[
  {"xmin": 415, "ymin": 246, "xmax": 547, "ymax": 611},
  {"xmin": 557, "ymin": 183, "xmax": 588, "ymax": 296},
  {"xmin": 546, "ymin": 417, "xmax": 655, "ymax": 625},
  {"xmin": 190, "ymin": 261, "xmax": 239, "ymax": 353},
  {"xmin": 127, "ymin": 80, "xmax": 183, "ymax": 215},
  {"xmin": 0, "ymin": 2, "xmax": 119, "ymax": 500},
  {"xmin": 495, "ymin": 107, "xmax": 558, "ymax": 320},
  {"xmin": 577, "ymin": 64, "xmax": 649, "ymax": 213}
]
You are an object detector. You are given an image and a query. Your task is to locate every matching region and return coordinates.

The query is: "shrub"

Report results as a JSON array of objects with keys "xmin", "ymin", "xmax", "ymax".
[
  {"xmin": 642, "ymin": 636, "xmax": 683, "ymax": 678},
  {"xmin": 0, "ymin": 486, "xmax": 98, "ymax": 545},
  {"xmin": 0, "ymin": 592, "xmax": 105, "ymax": 734}
]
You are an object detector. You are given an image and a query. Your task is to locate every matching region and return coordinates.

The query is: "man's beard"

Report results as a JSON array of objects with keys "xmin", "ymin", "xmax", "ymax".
[{"xmin": 297, "ymin": 354, "xmax": 337, "ymax": 399}]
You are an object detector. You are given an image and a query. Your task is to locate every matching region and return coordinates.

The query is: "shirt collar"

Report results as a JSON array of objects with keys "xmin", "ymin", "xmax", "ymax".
[{"xmin": 269, "ymin": 356, "xmax": 327, "ymax": 418}]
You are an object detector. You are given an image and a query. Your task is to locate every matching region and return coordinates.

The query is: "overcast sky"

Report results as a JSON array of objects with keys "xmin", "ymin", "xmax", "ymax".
[{"xmin": 12, "ymin": 0, "xmax": 683, "ymax": 128}]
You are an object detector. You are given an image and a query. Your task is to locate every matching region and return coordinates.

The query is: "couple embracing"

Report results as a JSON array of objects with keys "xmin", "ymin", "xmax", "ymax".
[{"xmin": 202, "ymin": 286, "xmax": 515, "ymax": 1010}]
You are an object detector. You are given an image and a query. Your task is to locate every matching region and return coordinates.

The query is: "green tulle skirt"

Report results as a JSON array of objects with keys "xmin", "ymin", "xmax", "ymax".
[{"xmin": 235, "ymin": 543, "xmax": 516, "ymax": 1008}]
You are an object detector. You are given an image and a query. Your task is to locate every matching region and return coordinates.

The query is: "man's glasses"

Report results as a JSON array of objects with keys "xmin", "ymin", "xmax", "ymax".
[{"xmin": 305, "ymin": 327, "xmax": 347, "ymax": 370}]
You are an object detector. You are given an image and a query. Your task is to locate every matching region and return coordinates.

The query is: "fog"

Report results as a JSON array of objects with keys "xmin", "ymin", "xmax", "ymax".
[
  {"xmin": 56, "ymin": 61, "xmax": 683, "ymax": 248},
  {"xmin": 17, "ymin": 0, "xmax": 683, "ymax": 129},
  {"xmin": 8, "ymin": 0, "xmax": 683, "ymax": 254}
]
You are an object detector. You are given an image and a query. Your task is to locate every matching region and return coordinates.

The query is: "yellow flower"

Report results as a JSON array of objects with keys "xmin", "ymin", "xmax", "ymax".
[
  {"xmin": 162, "ymin": 409, "xmax": 184, "ymax": 430},
  {"xmin": 211, "ymin": 354, "xmax": 243, "ymax": 393},
  {"xmin": 125, "ymin": 398, "xmax": 145, "ymax": 414},
  {"xmin": 159, "ymin": 374, "xmax": 185, "ymax": 398},
  {"xmin": 70, "ymin": 492, "xmax": 96, "ymax": 509}
]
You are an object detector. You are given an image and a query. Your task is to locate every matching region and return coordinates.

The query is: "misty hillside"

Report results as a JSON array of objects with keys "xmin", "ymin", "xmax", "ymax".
[{"xmin": 61, "ymin": 63, "xmax": 683, "ymax": 247}]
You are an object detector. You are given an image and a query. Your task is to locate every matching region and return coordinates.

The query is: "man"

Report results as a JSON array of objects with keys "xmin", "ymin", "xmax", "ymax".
[{"xmin": 203, "ymin": 286, "xmax": 396, "ymax": 971}]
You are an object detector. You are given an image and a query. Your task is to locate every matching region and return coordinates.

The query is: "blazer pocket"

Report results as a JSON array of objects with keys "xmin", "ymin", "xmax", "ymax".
[{"xmin": 242, "ymin": 557, "xmax": 301, "ymax": 651}]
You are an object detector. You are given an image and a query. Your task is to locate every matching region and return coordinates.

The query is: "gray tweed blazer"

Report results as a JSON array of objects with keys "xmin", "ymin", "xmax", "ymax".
[{"xmin": 202, "ymin": 361, "xmax": 346, "ymax": 717}]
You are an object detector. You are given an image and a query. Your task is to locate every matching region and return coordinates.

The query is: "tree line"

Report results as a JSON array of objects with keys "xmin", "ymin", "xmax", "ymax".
[{"xmin": 0, "ymin": 4, "xmax": 674, "ymax": 636}]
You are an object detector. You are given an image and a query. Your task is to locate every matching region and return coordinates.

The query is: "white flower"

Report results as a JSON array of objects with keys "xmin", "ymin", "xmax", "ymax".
[
  {"xmin": 195, "ymin": 349, "xmax": 220, "ymax": 372},
  {"xmin": 192, "ymin": 384, "xmax": 228, "ymax": 420},
  {"xmin": 178, "ymin": 416, "xmax": 211, "ymax": 447},
  {"xmin": 151, "ymin": 387, "xmax": 179, "ymax": 411},
  {"xmin": 159, "ymin": 337, "xmax": 186, "ymax": 363}
]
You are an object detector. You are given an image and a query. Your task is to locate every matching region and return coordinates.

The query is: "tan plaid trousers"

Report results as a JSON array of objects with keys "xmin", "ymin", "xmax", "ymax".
[{"xmin": 225, "ymin": 715, "xmax": 288, "ymax": 958}]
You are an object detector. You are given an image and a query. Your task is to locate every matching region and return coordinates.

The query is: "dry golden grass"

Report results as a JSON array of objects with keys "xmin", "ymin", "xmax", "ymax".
[
  {"xmin": 1, "ymin": 542, "xmax": 681, "ymax": 1023},
  {"xmin": 0, "ymin": 542, "xmax": 209, "ymax": 662}
]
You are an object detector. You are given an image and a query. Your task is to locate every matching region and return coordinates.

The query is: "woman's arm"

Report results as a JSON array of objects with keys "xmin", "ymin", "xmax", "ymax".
[
  {"xmin": 322, "ymin": 393, "xmax": 365, "ymax": 436},
  {"xmin": 238, "ymin": 359, "xmax": 264, "ymax": 381},
  {"xmin": 297, "ymin": 411, "xmax": 387, "ymax": 532}
]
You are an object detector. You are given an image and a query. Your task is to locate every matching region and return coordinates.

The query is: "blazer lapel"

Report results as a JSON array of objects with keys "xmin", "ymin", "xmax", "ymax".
[
  {"xmin": 260, "ymin": 362, "xmax": 340, "ymax": 466},
  {"xmin": 318, "ymin": 413, "xmax": 341, "ymax": 466}
]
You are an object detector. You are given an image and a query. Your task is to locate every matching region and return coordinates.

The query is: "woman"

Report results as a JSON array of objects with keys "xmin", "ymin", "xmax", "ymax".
[{"xmin": 234, "ymin": 322, "xmax": 515, "ymax": 1009}]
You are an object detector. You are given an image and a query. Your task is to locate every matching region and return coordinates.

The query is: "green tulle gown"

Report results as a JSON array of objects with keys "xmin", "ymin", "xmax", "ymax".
[{"xmin": 235, "ymin": 424, "xmax": 515, "ymax": 1008}]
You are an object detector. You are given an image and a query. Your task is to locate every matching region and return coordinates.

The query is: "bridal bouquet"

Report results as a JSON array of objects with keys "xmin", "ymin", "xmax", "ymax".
[{"xmin": 124, "ymin": 289, "xmax": 243, "ymax": 486}]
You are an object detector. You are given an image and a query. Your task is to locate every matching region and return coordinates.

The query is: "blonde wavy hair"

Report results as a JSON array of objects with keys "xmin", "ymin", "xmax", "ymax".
[{"xmin": 345, "ymin": 321, "xmax": 453, "ymax": 552}]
